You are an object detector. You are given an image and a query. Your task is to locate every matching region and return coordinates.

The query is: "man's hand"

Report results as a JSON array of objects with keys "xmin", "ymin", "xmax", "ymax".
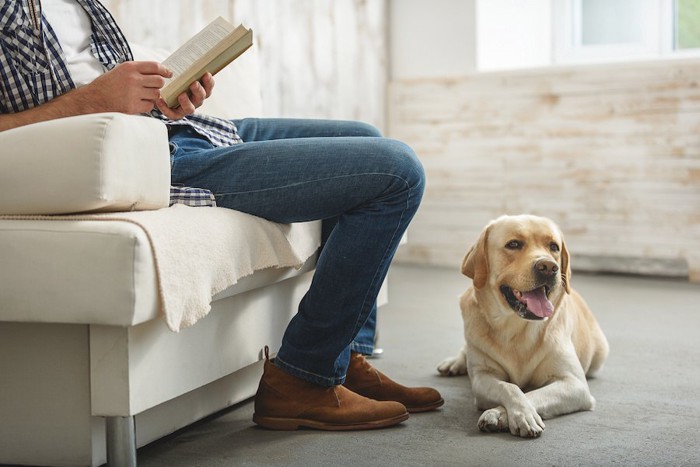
[
  {"xmin": 84, "ymin": 61, "xmax": 173, "ymax": 114},
  {"xmin": 155, "ymin": 73, "xmax": 215, "ymax": 120},
  {"xmin": 0, "ymin": 60, "xmax": 173, "ymax": 132},
  {"xmin": 0, "ymin": 61, "xmax": 212, "ymax": 132}
]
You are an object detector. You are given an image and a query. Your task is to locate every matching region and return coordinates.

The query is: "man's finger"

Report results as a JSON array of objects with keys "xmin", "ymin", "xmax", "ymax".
[
  {"xmin": 177, "ymin": 92, "xmax": 196, "ymax": 115},
  {"xmin": 141, "ymin": 74, "xmax": 168, "ymax": 89},
  {"xmin": 144, "ymin": 88, "xmax": 161, "ymax": 101},
  {"xmin": 155, "ymin": 98, "xmax": 185, "ymax": 119},
  {"xmin": 200, "ymin": 73, "xmax": 215, "ymax": 98},
  {"xmin": 132, "ymin": 61, "xmax": 173, "ymax": 78},
  {"xmin": 189, "ymin": 81, "xmax": 206, "ymax": 106}
]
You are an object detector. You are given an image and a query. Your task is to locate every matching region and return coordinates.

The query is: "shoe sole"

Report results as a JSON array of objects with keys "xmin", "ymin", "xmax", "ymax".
[
  {"xmin": 406, "ymin": 398, "xmax": 445, "ymax": 413},
  {"xmin": 253, "ymin": 412, "xmax": 409, "ymax": 431}
]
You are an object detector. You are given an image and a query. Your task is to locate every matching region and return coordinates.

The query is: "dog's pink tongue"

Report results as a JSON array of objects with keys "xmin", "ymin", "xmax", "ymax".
[{"xmin": 522, "ymin": 288, "xmax": 554, "ymax": 318}]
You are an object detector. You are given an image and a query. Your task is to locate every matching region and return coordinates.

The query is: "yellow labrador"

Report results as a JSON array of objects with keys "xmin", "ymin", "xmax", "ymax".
[{"xmin": 438, "ymin": 215, "xmax": 609, "ymax": 438}]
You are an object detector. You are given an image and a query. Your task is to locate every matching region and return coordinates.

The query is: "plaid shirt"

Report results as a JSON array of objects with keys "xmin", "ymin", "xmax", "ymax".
[
  {"xmin": 169, "ymin": 186, "xmax": 217, "ymax": 207},
  {"xmin": 0, "ymin": 0, "xmax": 242, "ymax": 207}
]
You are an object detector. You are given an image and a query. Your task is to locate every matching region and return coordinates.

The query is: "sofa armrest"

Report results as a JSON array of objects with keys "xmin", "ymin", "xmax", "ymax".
[{"xmin": 0, "ymin": 113, "xmax": 170, "ymax": 215}]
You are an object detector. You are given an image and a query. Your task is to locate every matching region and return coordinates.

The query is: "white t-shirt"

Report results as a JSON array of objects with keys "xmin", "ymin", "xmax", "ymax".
[{"xmin": 41, "ymin": 0, "xmax": 106, "ymax": 87}]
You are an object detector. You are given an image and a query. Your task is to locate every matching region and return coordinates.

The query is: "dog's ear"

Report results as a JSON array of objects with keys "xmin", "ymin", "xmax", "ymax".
[
  {"xmin": 560, "ymin": 238, "xmax": 572, "ymax": 294},
  {"xmin": 462, "ymin": 226, "xmax": 490, "ymax": 288}
]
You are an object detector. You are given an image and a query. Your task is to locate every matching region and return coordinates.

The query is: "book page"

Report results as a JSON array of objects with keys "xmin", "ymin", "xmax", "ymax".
[
  {"xmin": 159, "ymin": 17, "xmax": 252, "ymax": 107},
  {"xmin": 162, "ymin": 18, "xmax": 234, "ymax": 78}
]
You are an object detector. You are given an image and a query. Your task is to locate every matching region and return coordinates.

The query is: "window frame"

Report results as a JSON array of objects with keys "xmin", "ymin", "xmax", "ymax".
[{"xmin": 552, "ymin": 0, "xmax": 700, "ymax": 65}]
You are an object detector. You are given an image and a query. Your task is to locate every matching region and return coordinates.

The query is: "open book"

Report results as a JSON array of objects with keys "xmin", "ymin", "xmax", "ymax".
[{"xmin": 160, "ymin": 17, "xmax": 253, "ymax": 108}]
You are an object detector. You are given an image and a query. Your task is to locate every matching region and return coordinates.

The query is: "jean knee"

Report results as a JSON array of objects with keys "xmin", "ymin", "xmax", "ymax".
[
  {"xmin": 390, "ymin": 139, "xmax": 425, "ymax": 193},
  {"xmin": 373, "ymin": 139, "xmax": 425, "ymax": 211},
  {"xmin": 351, "ymin": 121, "xmax": 383, "ymax": 137},
  {"xmin": 406, "ymin": 152, "xmax": 426, "ymax": 208}
]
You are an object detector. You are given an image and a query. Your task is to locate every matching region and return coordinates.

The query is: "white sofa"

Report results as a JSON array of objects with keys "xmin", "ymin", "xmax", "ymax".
[{"xmin": 0, "ymin": 46, "xmax": 373, "ymax": 466}]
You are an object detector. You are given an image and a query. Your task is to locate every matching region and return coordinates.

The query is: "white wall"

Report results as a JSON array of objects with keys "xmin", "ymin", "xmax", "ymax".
[
  {"xmin": 389, "ymin": 0, "xmax": 476, "ymax": 79},
  {"xmin": 476, "ymin": 0, "xmax": 551, "ymax": 71},
  {"xmin": 388, "ymin": 58, "xmax": 700, "ymax": 279},
  {"xmin": 102, "ymin": 0, "xmax": 388, "ymax": 129},
  {"xmin": 390, "ymin": 0, "xmax": 552, "ymax": 78}
]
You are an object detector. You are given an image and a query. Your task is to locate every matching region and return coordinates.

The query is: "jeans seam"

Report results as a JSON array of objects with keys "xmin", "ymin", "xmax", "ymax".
[
  {"xmin": 275, "ymin": 171, "xmax": 415, "ymax": 384},
  {"xmin": 212, "ymin": 172, "xmax": 410, "ymax": 198},
  {"xmin": 347, "ymin": 178, "xmax": 412, "ymax": 343}
]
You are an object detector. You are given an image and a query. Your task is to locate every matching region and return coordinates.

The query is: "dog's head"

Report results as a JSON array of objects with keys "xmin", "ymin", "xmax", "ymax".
[{"xmin": 462, "ymin": 215, "xmax": 571, "ymax": 321}]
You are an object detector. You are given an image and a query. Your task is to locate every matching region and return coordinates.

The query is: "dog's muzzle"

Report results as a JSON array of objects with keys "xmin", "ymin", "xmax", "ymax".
[
  {"xmin": 500, "ymin": 258, "xmax": 560, "ymax": 320},
  {"xmin": 500, "ymin": 284, "xmax": 554, "ymax": 321}
]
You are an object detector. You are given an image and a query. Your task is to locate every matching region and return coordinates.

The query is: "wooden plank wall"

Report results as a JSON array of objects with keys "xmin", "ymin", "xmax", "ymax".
[
  {"xmin": 101, "ymin": 0, "xmax": 388, "ymax": 129},
  {"xmin": 389, "ymin": 59, "xmax": 700, "ymax": 281}
]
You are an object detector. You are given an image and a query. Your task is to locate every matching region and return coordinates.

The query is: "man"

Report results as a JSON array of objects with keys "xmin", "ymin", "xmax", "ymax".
[{"xmin": 0, "ymin": 0, "xmax": 443, "ymax": 430}]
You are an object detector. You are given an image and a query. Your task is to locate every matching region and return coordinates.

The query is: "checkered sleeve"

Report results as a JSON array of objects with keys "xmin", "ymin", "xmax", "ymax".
[{"xmin": 169, "ymin": 186, "xmax": 217, "ymax": 207}]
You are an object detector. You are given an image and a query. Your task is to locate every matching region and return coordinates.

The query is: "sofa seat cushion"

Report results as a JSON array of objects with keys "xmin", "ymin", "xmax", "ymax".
[
  {"xmin": 0, "ymin": 206, "xmax": 320, "ymax": 328},
  {"xmin": 0, "ymin": 218, "xmax": 159, "ymax": 326},
  {"xmin": 0, "ymin": 113, "xmax": 171, "ymax": 215}
]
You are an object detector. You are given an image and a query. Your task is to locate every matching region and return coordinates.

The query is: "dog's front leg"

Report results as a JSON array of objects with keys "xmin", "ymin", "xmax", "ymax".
[
  {"xmin": 471, "ymin": 372, "xmax": 545, "ymax": 438},
  {"xmin": 437, "ymin": 344, "xmax": 469, "ymax": 376},
  {"xmin": 523, "ymin": 374, "xmax": 595, "ymax": 419}
]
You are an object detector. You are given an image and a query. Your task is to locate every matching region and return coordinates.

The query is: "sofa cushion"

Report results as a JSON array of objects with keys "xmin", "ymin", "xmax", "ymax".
[
  {"xmin": 0, "ymin": 218, "xmax": 160, "ymax": 325},
  {"xmin": 0, "ymin": 207, "xmax": 320, "ymax": 328},
  {"xmin": 0, "ymin": 113, "xmax": 170, "ymax": 215}
]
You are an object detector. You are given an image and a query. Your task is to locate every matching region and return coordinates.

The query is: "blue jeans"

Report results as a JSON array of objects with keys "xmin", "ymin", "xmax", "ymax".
[{"xmin": 169, "ymin": 118, "xmax": 425, "ymax": 386}]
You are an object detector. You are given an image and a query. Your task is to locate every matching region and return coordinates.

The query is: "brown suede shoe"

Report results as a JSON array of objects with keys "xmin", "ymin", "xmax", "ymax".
[
  {"xmin": 253, "ymin": 352, "xmax": 409, "ymax": 431},
  {"xmin": 344, "ymin": 352, "xmax": 444, "ymax": 413}
]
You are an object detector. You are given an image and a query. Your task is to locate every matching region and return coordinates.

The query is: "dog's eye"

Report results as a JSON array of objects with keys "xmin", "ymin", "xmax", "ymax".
[
  {"xmin": 550, "ymin": 242, "xmax": 560, "ymax": 253},
  {"xmin": 505, "ymin": 240, "xmax": 522, "ymax": 250}
]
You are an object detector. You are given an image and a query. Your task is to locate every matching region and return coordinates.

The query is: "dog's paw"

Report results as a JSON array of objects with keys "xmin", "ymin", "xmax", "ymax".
[
  {"xmin": 437, "ymin": 355, "xmax": 468, "ymax": 376},
  {"xmin": 507, "ymin": 404, "xmax": 545, "ymax": 438},
  {"xmin": 478, "ymin": 407, "xmax": 509, "ymax": 433}
]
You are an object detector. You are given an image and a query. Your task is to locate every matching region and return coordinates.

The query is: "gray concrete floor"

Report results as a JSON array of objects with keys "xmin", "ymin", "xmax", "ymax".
[{"xmin": 138, "ymin": 264, "xmax": 700, "ymax": 467}]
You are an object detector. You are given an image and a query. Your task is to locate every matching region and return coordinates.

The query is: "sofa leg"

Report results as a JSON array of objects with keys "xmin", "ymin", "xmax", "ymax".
[{"xmin": 106, "ymin": 416, "xmax": 137, "ymax": 467}]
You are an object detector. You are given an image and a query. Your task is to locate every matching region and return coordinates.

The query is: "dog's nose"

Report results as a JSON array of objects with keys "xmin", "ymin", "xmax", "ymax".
[{"xmin": 534, "ymin": 259, "xmax": 559, "ymax": 277}]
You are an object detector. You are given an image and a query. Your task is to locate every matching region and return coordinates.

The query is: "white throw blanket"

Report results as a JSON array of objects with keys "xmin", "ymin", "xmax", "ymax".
[{"xmin": 1, "ymin": 205, "xmax": 321, "ymax": 331}]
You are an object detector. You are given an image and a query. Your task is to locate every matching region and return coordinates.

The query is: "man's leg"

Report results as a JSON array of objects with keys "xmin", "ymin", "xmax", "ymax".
[
  {"xmin": 236, "ymin": 118, "xmax": 382, "ymax": 355},
  {"xmin": 170, "ymin": 119, "xmax": 441, "ymax": 428},
  {"xmin": 172, "ymin": 122, "xmax": 422, "ymax": 381},
  {"xmin": 238, "ymin": 118, "xmax": 383, "ymax": 358},
  {"xmin": 172, "ymin": 120, "xmax": 382, "ymax": 345}
]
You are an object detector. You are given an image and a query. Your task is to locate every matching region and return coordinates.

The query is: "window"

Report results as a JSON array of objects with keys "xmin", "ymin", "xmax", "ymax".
[
  {"xmin": 675, "ymin": 0, "xmax": 700, "ymax": 50},
  {"xmin": 580, "ymin": 0, "xmax": 654, "ymax": 46},
  {"xmin": 553, "ymin": 0, "xmax": 700, "ymax": 65},
  {"xmin": 471, "ymin": 0, "xmax": 700, "ymax": 72}
]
